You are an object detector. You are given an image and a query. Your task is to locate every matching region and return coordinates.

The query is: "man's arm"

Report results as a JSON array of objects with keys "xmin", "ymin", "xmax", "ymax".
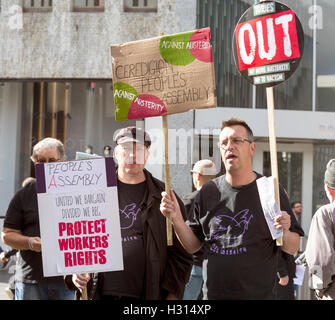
[
  {"xmin": 305, "ymin": 209, "xmax": 335, "ymax": 291},
  {"xmin": 1, "ymin": 227, "xmax": 41, "ymax": 252},
  {"xmin": 160, "ymin": 190, "xmax": 202, "ymax": 254}
]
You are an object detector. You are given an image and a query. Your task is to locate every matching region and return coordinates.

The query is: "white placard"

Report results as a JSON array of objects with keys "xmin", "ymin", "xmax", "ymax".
[
  {"xmin": 256, "ymin": 176, "xmax": 283, "ymax": 240},
  {"xmin": 293, "ymin": 265, "xmax": 306, "ymax": 286},
  {"xmin": 36, "ymin": 158, "xmax": 123, "ymax": 277}
]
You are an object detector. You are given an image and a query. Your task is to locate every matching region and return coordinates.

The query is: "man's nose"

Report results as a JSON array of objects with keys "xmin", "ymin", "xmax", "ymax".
[{"xmin": 225, "ymin": 139, "xmax": 234, "ymax": 150}]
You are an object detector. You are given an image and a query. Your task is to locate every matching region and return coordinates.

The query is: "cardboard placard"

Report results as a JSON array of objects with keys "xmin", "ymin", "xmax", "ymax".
[
  {"xmin": 35, "ymin": 157, "xmax": 123, "ymax": 277},
  {"xmin": 232, "ymin": 1, "xmax": 304, "ymax": 87},
  {"xmin": 111, "ymin": 28, "xmax": 217, "ymax": 121}
]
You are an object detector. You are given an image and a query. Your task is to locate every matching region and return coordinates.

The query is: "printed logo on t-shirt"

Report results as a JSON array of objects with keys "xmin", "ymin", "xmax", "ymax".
[
  {"xmin": 209, "ymin": 209, "xmax": 253, "ymax": 252},
  {"xmin": 119, "ymin": 203, "xmax": 142, "ymax": 242}
]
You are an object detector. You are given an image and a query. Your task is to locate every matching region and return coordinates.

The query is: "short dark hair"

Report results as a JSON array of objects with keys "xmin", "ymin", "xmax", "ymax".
[
  {"xmin": 291, "ymin": 201, "xmax": 301, "ymax": 209},
  {"xmin": 221, "ymin": 118, "xmax": 254, "ymax": 141}
]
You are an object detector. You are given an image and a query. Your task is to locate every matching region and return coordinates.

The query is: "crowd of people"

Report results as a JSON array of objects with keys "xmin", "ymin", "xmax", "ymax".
[{"xmin": 0, "ymin": 118, "xmax": 334, "ymax": 300}]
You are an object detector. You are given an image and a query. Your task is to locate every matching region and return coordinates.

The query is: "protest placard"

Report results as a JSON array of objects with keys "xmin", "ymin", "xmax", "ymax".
[
  {"xmin": 111, "ymin": 28, "xmax": 217, "ymax": 245},
  {"xmin": 232, "ymin": 0, "xmax": 304, "ymax": 87},
  {"xmin": 35, "ymin": 157, "xmax": 123, "ymax": 277},
  {"xmin": 111, "ymin": 27, "xmax": 217, "ymax": 121},
  {"xmin": 233, "ymin": 1, "xmax": 304, "ymax": 246}
]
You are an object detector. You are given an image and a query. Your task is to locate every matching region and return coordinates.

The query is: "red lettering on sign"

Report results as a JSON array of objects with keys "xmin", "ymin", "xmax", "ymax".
[
  {"xmin": 235, "ymin": 10, "xmax": 300, "ymax": 71},
  {"xmin": 48, "ymin": 175, "xmax": 57, "ymax": 189}
]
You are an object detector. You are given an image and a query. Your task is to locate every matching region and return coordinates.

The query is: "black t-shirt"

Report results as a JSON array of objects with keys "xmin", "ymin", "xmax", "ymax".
[
  {"xmin": 188, "ymin": 173, "xmax": 304, "ymax": 300},
  {"xmin": 3, "ymin": 181, "xmax": 65, "ymax": 284},
  {"xmin": 102, "ymin": 179, "xmax": 147, "ymax": 298}
]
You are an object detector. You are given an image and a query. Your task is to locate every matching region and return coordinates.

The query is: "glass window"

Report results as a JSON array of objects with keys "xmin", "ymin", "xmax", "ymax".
[
  {"xmin": 312, "ymin": 143, "xmax": 335, "ymax": 213},
  {"xmin": 255, "ymin": 1, "xmax": 313, "ymax": 111},
  {"xmin": 197, "ymin": 0, "xmax": 314, "ymax": 111},
  {"xmin": 197, "ymin": 0, "xmax": 255, "ymax": 108},
  {"xmin": 263, "ymin": 151, "xmax": 303, "ymax": 202},
  {"xmin": 21, "ymin": 81, "xmax": 136, "ymax": 178},
  {"xmin": 23, "ymin": 0, "xmax": 53, "ymax": 12},
  {"xmin": 124, "ymin": 0, "xmax": 157, "ymax": 13},
  {"xmin": 73, "ymin": 0, "xmax": 104, "ymax": 12},
  {"xmin": 316, "ymin": 0, "xmax": 335, "ymax": 111}
]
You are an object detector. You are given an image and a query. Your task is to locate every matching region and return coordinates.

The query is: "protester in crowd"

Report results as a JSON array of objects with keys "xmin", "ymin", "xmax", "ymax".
[
  {"xmin": 291, "ymin": 201, "xmax": 302, "ymax": 223},
  {"xmin": 0, "ymin": 248, "xmax": 17, "ymax": 270},
  {"xmin": 275, "ymin": 249, "xmax": 297, "ymax": 300},
  {"xmin": 160, "ymin": 118, "xmax": 304, "ymax": 300},
  {"xmin": 305, "ymin": 159, "xmax": 335, "ymax": 300},
  {"xmin": 67, "ymin": 127, "xmax": 192, "ymax": 300},
  {"xmin": 183, "ymin": 159, "xmax": 217, "ymax": 300},
  {"xmin": 0, "ymin": 248, "xmax": 17, "ymax": 299},
  {"xmin": 1, "ymin": 138, "xmax": 75, "ymax": 300}
]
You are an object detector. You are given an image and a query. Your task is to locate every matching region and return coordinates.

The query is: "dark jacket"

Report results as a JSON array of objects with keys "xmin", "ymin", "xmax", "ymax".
[
  {"xmin": 65, "ymin": 169, "xmax": 192, "ymax": 300},
  {"xmin": 277, "ymin": 249, "xmax": 296, "ymax": 279}
]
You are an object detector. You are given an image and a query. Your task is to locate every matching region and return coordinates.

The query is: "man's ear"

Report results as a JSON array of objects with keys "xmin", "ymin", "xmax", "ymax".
[
  {"xmin": 143, "ymin": 149, "xmax": 149, "ymax": 164},
  {"xmin": 324, "ymin": 184, "xmax": 335, "ymax": 202},
  {"xmin": 113, "ymin": 146, "xmax": 119, "ymax": 161},
  {"xmin": 250, "ymin": 141, "xmax": 256, "ymax": 156}
]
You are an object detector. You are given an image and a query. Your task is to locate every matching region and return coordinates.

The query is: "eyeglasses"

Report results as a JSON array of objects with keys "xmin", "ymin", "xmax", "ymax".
[
  {"xmin": 36, "ymin": 158, "xmax": 59, "ymax": 163},
  {"xmin": 217, "ymin": 137, "xmax": 252, "ymax": 149}
]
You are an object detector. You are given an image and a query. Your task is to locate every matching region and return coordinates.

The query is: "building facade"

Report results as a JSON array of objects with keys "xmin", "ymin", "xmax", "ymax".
[{"xmin": 0, "ymin": 0, "xmax": 197, "ymax": 212}]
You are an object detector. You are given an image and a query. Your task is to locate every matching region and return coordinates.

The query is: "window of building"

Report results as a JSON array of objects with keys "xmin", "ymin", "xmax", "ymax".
[
  {"xmin": 124, "ymin": 0, "xmax": 157, "ymax": 13},
  {"xmin": 197, "ymin": 0, "xmax": 314, "ymax": 111},
  {"xmin": 23, "ymin": 0, "xmax": 53, "ymax": 12},
  {"xmin": 315, "ymin": 0, "xmax": 335, "ymax": 112},
  {"xmin": 73, "ymin": 0, "xmax": 104, "ymax": 12},
  {"xmin": 312, "ymin": 143, "xmax": 335, "ymax": 213}
]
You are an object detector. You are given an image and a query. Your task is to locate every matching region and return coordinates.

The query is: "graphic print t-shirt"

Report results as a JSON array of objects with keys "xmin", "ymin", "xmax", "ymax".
[
  {"xmin": 102, "ymin": 180, "xmax": 147, "ymax": 298},
  {"xmin": 188, "ymin": 173, "xmax": 304, "ymax": 300}
]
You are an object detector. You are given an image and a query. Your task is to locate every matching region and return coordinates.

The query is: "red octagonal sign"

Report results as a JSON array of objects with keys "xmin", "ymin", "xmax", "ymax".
[{"xmin": 233, "ymin": 1, "xmax": 304, "ymax": 87}]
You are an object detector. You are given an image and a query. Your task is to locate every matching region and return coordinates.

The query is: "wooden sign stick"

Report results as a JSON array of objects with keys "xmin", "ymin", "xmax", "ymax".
[
  {"xmin": 81, "ymin": 284, "xmax": 88, "ymax": 300},
  {"xmin": 162, "ymin": 114, "xmax": 173, "ymax": 246},
  {"xmin": 266, "ymin": 86, "xmax": 283, "ymax": 246},
  {"xmin": 158, "ymin": 31, "xmax": 173, "ymax": 246}
]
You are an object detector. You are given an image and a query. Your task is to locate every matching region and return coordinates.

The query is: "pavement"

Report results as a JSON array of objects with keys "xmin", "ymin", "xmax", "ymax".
[{"xmin": 0, "ymin": 259, "xmax": 15, "ymax": 300}]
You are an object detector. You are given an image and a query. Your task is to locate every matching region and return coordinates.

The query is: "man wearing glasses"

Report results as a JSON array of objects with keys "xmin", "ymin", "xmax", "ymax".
[
  {"xmin": 160, "ymin": 118, "xmax": 304, "ymax": 299},
  {"xmin": 291, "ymin": 202, "xmax": 302, "ymax": 223},
  {"xmin": 2, "ymin": 138, "xmax": 74, "ymax": 300},
  {"xmin": 183, "ymin": 159, "xmax": 217, "ymax": 300}
]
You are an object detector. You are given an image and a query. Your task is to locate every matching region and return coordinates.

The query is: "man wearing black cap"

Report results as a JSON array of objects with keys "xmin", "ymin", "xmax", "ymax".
[
  {"xmin": 305, "ymin": 159, "xmax": 335, "ymax": 300},
  {"xmin": 69, "ymin": 127, "xmax": 192, "ymax": 300}
]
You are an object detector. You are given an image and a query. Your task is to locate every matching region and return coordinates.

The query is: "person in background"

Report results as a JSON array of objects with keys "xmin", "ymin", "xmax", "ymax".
[
  {"xmin": 305, "ymin": 159, "xmax": 335, "ymax": 300},
  {"xmin": 275, "ymin": 249, "xmax": 297, "ymax": 300},
  {"xmin": 291, "ymin": 201, "xmax": 302, "ymax": 224},
  {"xmin": 183, "ymin": 159, "xmax": 217, "ymax": 300},
  {"xmin": 1, "ymin": 138, "xmax": 75, "ymax": 300}
]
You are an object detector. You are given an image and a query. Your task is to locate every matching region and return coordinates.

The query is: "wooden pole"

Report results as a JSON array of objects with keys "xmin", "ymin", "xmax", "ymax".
[
  {"xmin": 159, "ymin": 31, "xmax": 173, "ymax": 246},
  {"xmin": 266, "ymin": 86, "xmax": 283, "ymax": 246},
  {"xmin": 81, "ymin": 286, "xmax": 88, "ymax": 300},
  {"xmin": 162, "ymin": 114, "xmax": 173, "ymax": 246}
]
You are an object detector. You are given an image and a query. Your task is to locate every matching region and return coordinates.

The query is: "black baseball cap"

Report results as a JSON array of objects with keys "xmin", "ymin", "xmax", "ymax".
[{"xmin": 113, "ymin": 127, "xmax": 151, "ymax": 149}]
